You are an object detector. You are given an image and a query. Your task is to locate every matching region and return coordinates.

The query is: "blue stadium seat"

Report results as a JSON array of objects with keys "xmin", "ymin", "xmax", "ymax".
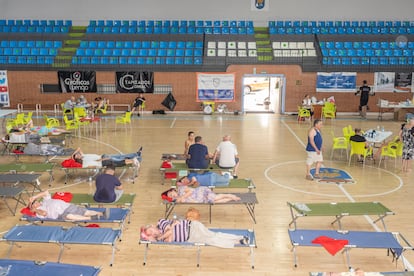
[
  {"xmin": 113, "ymin": 49, "xmax": 121, "ymax": 56},
  {"xmin": 145, "ymin": 27, "xmax": 153, "ymax": 34},
  {"xmin": 85, "ymin": 49, "xmax": 94, "ymax": 56},
  {"xmin": 334, "ymin": 42, "xmax": 343, "ymax": 49},
  {"xmin": 356, "ymin": 49, "xmax": 365, "ymax": 57},
  {"xmin": 351, "ymin": 57, "xmax": 360, "ymax": 65},
  {"xmin": 353, "ymin": 42, "xmax": 361, "ymax": 49},
  {"xmin": 398, "ymin": 57, "xmax": 407, "ymax": 65},
  {"xmin": 379, "ymin": 57, "xmax": 388, "ymax": 65},
  {"xmin": 325, "ymin": 41, "xmax": 335, "ymax": 49},
  {"xmin": 137, "ymin": 57, "xmax": 145, "ymax": 65},
  {"xmin": 139, "ymin": 49, "xmax": 148, "ymax": 56},
  {"xmin": 93, "ymin": 49, "xmax": 103, "ymax": 56},
  {"xmin": 13, "ymin": 48, "xmax": 22, "ymax": 55},
  {"xmin": 184, "ymin": 57, "xmax": 193, "ymax": 65},
  {"xmin": 269, "ymin": 27, "xmax": 277, "ymax": 35},
  {"xmin": 389, "ymin": 57, "xmax": 398, "ymax": 65},
  {"xmin": 247, "ymin": 27, "xmax": 254, "ymax": 34},
  {"xmin": 185, "ymin": 49, "xmax": 193, "ymax": 56},
  {"xmin": 370, "ymin": 57, "xmax": 379, "ymax": 65},
  {"xmin": 176, "ymin": 49, "xmax": 184, "ymax": 56},
  {"xmin": 194, "ymin": 57, "xmax": 202, "ymax": 65},
  {"xmin": 189, "ymin": 21, "xmax": 196, "ymax": 27},
  {"xmin": 194, "ymin": 49, "xmax": 203, "ymax": 56},
  {"xmin": 196, "ymin": 20, "xmax": 204, "ymax": 27},
  {"xmin": 384, "ymin": 49, "xmax": 393, "ymax": 56},
  {"xmin": 127, "ymin": 27, "xmax": 136, "ymax": 34},
  {"xmin": 130, "ymin": 49, "xmax": 139, "ymax": 56},
  {"xmin": 172, "ymin": 20, "xmax": 179, "ymax": 27},
  {"xmin": 156, "ymin": 57, "xmax": 165, "ymax": 65},
  {"xmin": 213, "ymin": 27, "xmax": 221, "ymax": 34},
  {"xmin": 148, "ymin": 49, "xmax": 157, "ymax": 56},
  {"xmin": 0, "ymin": 41, "xmax": 8, "ymax": 47},
  {"xmin": 128, "ymin": 57, "xmax": 137, "ymax": 65},
  {"xmin": 133, "ymin": 41, "xmax": 141, "ymax": 48},
  {"xmin": 332, "ymin": 57, "xmax": 341, "ymax": 65},
  {"xmin": 177, "ymin": 41, "xmax": 185, "ymax": 49},
  {"xmin": 341, "ymin": 57, "xmax": 350, "ymax": 65},
  {"xmin": 150, "ymin": 41, "xmax": 159, "ymax": 49},
  {"xmin": 3, "ymin": 48, "xmax": 12, "ymax": 55},
  {"xmin": 163, "ymin": 20, "xmax": 170, "ymax": 27},
  {"xmin": 40, "ymin": 48, "xmax": 49, "ymax": 55},
  {"xmin": 166, "ymin": 57, "xmax": 175, "ymax": 65},
  {"xmin": 22, "ymin": 47, "xmax": 30, "ymax": 55},
  {"xmin": 103, "ymin": 49, "xmax": 112, "ymax": 56},
  {"xmin": 365, "ymin": 49, "xmax": 374, "ymax": 57},
  {"xmin": 179, "ymin": 27, "xmax": 187, "ymax": 33},
  {"xmin": 361, "ymin": 57, "xmax": 369, "ymax": 65},
  {"xmin": 146, "ymin": 57, "xmax": 154, "ymax": 64},
  {"xmin": 362, "ymin": 41, "xmax": 371, "ymax": 49},
  {"xmin": 187, "ymin": 27, "xmax": 195, "ymax": 34},
  {"xmin": 121, "ymin": 49, "xmax": 130, "ymax": 56},
  {"xmin": 30, "ymin": 48, "xmax": 39, "ymax": 55},
  {"xmin": 175, "ymin": 57, "xmax": 183, "ymax": 64},
  {"xmin": 328, "ymin": 49, "xmax": 338, "ymax": 56},
  {"xmin": 17, "ymin": 41, "xmax": 26, "ymax": 47},
  {"xmin": 338, "ymin": 49, "xmax": 347, "ymax": 57},
  {"xmin": 100, "ymin": 57, "xmax": 109, "ymax": 64},
  {"xmin": 76, "ymin": 48, "xmax": 86, "ymax": 56},
  {"xmin": 142, "ymin": 41, "xmax": 150, "ymax": 48},
  {"xmin": 403, "ymin": 49, "xmax": 412, "ymax": 56},
  {"xmin": 119, "ymin": 57, "xmax": 127, "ymax": 65},
  {"xmin": 347, "ymin": 49, "xmax": 356, "ymax": 56},
  {"xmin": 167, "ymin": 49, "xmax": 175, "ymax": 57},
  {"xmin": 9, "ymin": 41, "xmax": 18, "ymax": 47},
  {"xmin": 344, "ymin": 42, "xmax": 353, "ymax": 49},
  {"xmin": 157, "ymin": 49, "xmax": 166, "ymax": 56}
]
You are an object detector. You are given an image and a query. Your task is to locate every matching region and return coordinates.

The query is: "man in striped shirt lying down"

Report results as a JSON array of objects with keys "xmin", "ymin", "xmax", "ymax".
[{"xmin": 140, "ymin": 218, "xmax": 249, "ymax": 248}]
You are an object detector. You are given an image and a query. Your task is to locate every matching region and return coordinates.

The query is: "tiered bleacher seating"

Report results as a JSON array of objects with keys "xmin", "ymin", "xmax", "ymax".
[
  {"xmin": 0, "ymin": 40, "xmax": 62, "ymax": 64},
  {"xmin": 0, "ymin": 19, "xmax": 71, "ymax": 33},
  {"xmin": 86, "ymin": 20, "xmax": 253, "ymax": 35},
  {"xmin": 269, "ymin": 20, "xmax": 414, "ymax": 35},
  {"xmin": 71, "ymin": 39, "xmax": 204, "ymax": 65}
]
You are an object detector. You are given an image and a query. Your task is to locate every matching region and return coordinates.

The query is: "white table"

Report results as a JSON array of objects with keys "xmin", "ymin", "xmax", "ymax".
[
  {"xmin": 364, "ymin": 129, "xmax": 393, "ymax": 144},
  {"xmin": 377, "ymin": 102, "xmax": 414, "ymax": 121}
]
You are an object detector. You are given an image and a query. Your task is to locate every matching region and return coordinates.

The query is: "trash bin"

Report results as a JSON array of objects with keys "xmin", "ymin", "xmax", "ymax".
[{"xmin": 202, "ymin": 101, "xmax": 215, "ymax": 114}]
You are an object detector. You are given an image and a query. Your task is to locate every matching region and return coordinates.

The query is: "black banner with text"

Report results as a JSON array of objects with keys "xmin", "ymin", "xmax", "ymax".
[
  {"xmin": 58, "ymin": 71, "xmax": 97, "ymax": 93},
  {"xmin": 115, "ymin": 71, "xmax": 154, "ymax": 93}
]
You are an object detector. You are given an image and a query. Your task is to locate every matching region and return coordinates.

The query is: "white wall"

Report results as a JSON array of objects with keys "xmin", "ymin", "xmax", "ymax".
[{"xmin": 1, "ymin": 0, "xmax": 413, "ymax": 26}]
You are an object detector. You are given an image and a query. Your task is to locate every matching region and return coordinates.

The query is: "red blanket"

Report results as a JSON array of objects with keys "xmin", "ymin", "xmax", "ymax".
[{"xmin": 312, "ymin": 236, "xmax": 349, "ymax": 256}]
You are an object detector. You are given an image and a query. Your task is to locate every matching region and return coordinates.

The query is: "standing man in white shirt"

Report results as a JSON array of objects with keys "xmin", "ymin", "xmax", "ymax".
[{"xmin": 212, "ymin": 135, "xmax": 240, "ymax": 178}]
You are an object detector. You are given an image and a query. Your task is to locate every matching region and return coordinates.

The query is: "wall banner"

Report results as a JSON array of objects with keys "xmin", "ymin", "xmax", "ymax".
[
  {"xmin": 0, "ymin": 70, "xmax": 10, "ymax": 107},
  {"xmin": 374, "ymin": 72, "xmax": 395, "ymax": 92},
  {"xmin": 394, "ymin": 72, "xmax": 412, "ymax": 92},
  {"xmin": 58, "ymin": 71, "xmax": 97, "ymax": 93},
  {"xmin": 115, "ymin": 71, "xmax": 154, "ymax": 93},
  {"xmin": 197, "ymin": 73, "xmax": 235, "ymax": 101},
  {"xmin": 316, "ymin": 72, "xmax": 357, "ymax": 92}
]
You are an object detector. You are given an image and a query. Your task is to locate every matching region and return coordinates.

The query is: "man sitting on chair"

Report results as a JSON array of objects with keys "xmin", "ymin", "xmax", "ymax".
[{"xmin": 350, "ymin": 128, "xmax": 372, "ymax": 162}]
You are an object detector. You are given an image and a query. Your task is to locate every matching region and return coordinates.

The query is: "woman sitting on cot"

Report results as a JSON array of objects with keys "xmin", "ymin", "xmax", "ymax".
[
  {"xmin": 161, "ymin": 186, "xmax": 240, "ymax": 203},
  {"xmin": 140, "ymin": 218, "xmax": 249, "ymax": 248}
]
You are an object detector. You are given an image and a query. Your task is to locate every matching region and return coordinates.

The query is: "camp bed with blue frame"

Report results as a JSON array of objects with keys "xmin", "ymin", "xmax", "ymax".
[
  {"xmin": 2, "ymin": 225, "xmax": 122, "ymax": 266},
  {"xmin": 159, "ymin": 162, "xmax": 233, "ymax": 185},
  {"xmin": 164, "ymin": 192, "xmax": 258, "ymax": 223},
  {"xmin": 69, "ymin": 193, "xmax": 136, "ymax": 209},
  {"xmin": 61, "ymin": 164, "xmax": 139, "ymax": 184},
  {"xmin": 0, "ymin": 163, "xmax": 55, "ymax": 184},
  {"xmin": 287, "ymin": 201, "xmax": 394, "ymax": 230},
  {"xmin": 309, "ymin": 271, "xmax": 414, "ymax": 275},
  {"xmin": 0, "ymin": 173, "xmax": 42, "ymax": 195},
  {"xmin": 20, "ymin": 207, "xmax": 131, "ymax": 239},
  {"xmin": 171, "ymin": 177, "xmax": 256, "ymax": 192},
  {"xmin": 139, "ymin": 228, "xmax": 257, "ymax": 269},
  {"xmin": 288, "ymin": 229, "xmax": 413, "ymax": 270},
  {"xmin": 0, "ymin": 186, "xmax": 26, "ymax": 215},
  {"xmin": 0, "ymin": 259, "xmax": 102, "ymax": 276}
]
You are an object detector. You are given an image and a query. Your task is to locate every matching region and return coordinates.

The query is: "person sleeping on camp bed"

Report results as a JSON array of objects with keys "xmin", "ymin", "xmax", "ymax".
[
  {"xmin": 70, "ymin": 147, "xmax": 142, "ymax": 168},
  {"xmin": 176, "ymin": 171, "xmax": 230, "ymax": 187},
  {"xmin": 28, "ymin": 190, "xmax": 106, "ymax": 221},
  {"xmin": 161, "ymin": 186, "xmax": 240, "ymax": 204},
  {"xmin": 140, "ymin": 218, "xmax": 249, "ymax": 248}
]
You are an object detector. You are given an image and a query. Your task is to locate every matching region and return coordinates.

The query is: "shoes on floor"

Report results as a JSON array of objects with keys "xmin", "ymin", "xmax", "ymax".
[
  {"xmin": 133, "ymin": 158, "xmax": 140, "ymax": 168},
  {"xmin": 233, "ymin": 175, "xmax": 238, "ymax": 179},
  {"xmin": 305, "ymin": 175, "xmax": 314, "ymax": 181},
  {"xmin": 137, "ymin": 146, "xmax": 143, "ymax": 154},
  {"xmin": 240, "ymin": 236, "xmax": 249, "ymax": 245},
  {"xmin": 313, "ymin": 174, "xmax": 321, "ymax": 179}
]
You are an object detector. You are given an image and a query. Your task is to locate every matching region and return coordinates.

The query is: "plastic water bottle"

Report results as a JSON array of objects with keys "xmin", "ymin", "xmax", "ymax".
[{"xmin": 381, "ymin": 126, "xmax": 385, "ymax": 132}]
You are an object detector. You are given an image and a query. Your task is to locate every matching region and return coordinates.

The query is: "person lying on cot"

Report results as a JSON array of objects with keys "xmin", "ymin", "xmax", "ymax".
[
  {"xmin": 176, "ymin": 171, "xmax": 230, "ymax": 187},
  {"xmin": 161, "ymin": 186, "xmax": 240, "ymax": 204},
  {"xmin": 71, "ymin": 147, "xmax": 142, "ymax": 168},
  {"xmin": 140, "ymin": 218, "xmax": 249, "ymax": 248},
  {"xmin": 28, "ymin": 190, "xmax": 106, "ymax": 221}
]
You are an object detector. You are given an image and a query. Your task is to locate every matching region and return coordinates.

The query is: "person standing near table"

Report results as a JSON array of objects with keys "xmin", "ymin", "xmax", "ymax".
[
  {"xmin": 355, "ymin": 80, "xmax": 372, "ymax": 119},
  {"xmin": 305, "ymin": 119, "xmax": 323, "ymax": 180},
  {"xmin": 399, "ymin": 117, "xmax": 414, "ymax": 173}
]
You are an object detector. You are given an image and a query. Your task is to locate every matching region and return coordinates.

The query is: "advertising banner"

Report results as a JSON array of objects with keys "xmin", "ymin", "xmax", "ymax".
[
  {"xmin": 316, "ymin": 72, "xmax": 357, "ymax": 92},
  {"xmin": 58, "ymin": 71, "xmax": 97, "ymax": 93},
  {"xmin": 197, "ymin": 73, "xmax": 235, "ymax": 101},
  {"xmin": 0, "ymin": 70, "xmax": 10, "ymax": 107},
  {"xmin": 116, "ymin": 71, "xmax": 154, "ymax": 93}
]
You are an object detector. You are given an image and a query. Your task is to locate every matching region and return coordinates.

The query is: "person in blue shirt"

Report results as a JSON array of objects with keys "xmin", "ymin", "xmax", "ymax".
[
  {"xmin": 305, "ymin": 119, "xmax": 323, "ymax": 180},
  {"xmin": 186, "ymin": 136, "xmax": 211, "ymax": 169},
  {"xmin": 93, "ymin": 166, "xmax": 123, "ymax": 203}
]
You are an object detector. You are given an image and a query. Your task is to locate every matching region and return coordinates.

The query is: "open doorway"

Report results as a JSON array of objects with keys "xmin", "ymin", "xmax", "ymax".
[{"xmin": 242, "ymin": 74, "xmax": 285, "ymax": 113}]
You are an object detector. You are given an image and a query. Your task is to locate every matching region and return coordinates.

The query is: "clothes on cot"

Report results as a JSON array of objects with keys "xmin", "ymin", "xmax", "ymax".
[{"xmin": 187, "ymin": 172, "xmax": 229, "ymax": 186}]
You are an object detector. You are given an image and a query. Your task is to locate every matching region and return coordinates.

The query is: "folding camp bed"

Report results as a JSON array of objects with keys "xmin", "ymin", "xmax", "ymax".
[
  {"xmin": 20, "ymin": 207, "xmax": 131, "ymax": 238},
  {"xmin": 287, "ymin": 201, "xmax": 395, "ymax": 230},
  {"xmin": 139, "ymin": 228, "xmax": 256, "ymax": 268},
  {"xmin": 69, "ymin": 193, "xmax": 136, "ymax": 209},
  {"xmin": 288, "ymin": 229, "xmax": 413, "ymax": 270},
  {"xmin": 0, "ymin": 259, "xmax": 101, "ymax": 276},
  {"xmin": 0, "ymin": 173, "xmax": 42, "ymax": 195},
  {"xmin": 2, "ymin": 225, "xmax": 122, "ymax": 266},
  {"xmin": 61, "ymin": 164, "xmax": 139, "ymax": 184},
  {"xmin": 0, "ymin": 186, "xmax": 26, "ymax": 215},
  {"xmin": 10, "ymin": 148, "xmax": 75, "ymax": 163},
  {"xmin": 0, "ymin": 163, "xmax": 55, "ymax": 183},
  {"xmin": 161, "ymin": 153, "xmax": 187, "ymax": 160},
  {"xmin": 164, "ymin": 192, "xmax": 258, "ymax": 223},
  {"xmin": 171, "ymin": 177, "xmax": 256, "ymax": 192},
  {"xmin": 159, "ymin": 162, "xmax": 233, "ymax": 185}
]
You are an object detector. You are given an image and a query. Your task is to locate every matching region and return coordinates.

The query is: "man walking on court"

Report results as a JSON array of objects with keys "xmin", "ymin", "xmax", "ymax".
[{"xmin": 305, "ymin": 119, "xmax": 323, "ymax": 181}]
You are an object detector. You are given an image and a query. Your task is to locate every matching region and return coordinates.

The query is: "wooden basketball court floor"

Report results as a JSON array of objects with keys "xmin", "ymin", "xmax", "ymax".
[{"xmin": 0, "ymin": 112, "xmax": 413, "ymax": 275}]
